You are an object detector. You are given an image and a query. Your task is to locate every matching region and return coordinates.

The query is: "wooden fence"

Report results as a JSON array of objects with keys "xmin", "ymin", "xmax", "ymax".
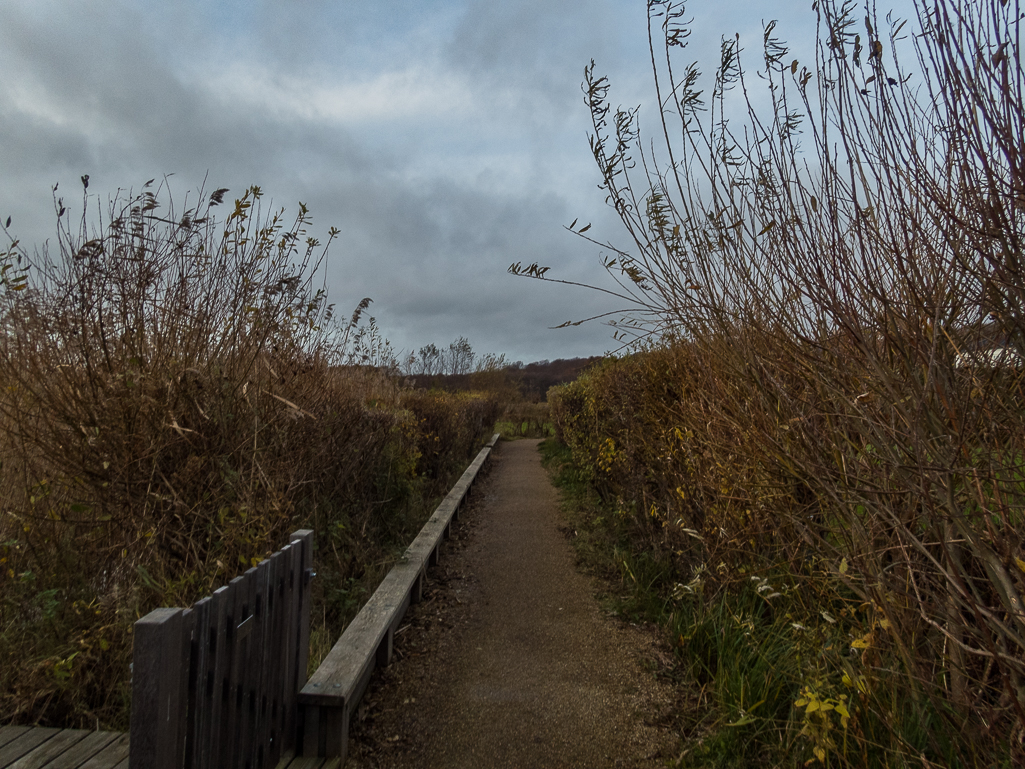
[
  {"xmin": 129, "ymin": 530, "xmax": 314, "ymax": 769},
  {"xmin": 126, "ymin": 433, "xmax": 500, "ymax": 768}
]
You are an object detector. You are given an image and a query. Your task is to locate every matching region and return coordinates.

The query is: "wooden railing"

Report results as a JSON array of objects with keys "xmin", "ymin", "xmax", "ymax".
[
  {"xmin": 127, "ymin": 433, "xmax": 499, "ymax": 768},
  {"xmin": 297, "ymin": 433, "xmax": 499, "ymax": 761},
  {"xmin": 129, "ymin": 530, "xmax": 314, "ymax": 769}
]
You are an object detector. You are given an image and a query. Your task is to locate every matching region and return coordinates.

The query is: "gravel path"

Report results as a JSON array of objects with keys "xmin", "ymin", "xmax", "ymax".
[{"xmin": 346, "ymin": 439, "xmax": 682, "ymax": 768}]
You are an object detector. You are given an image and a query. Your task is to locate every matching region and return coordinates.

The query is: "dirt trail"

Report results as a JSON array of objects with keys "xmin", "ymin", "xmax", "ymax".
[{"xmin": 346, "ymin": 439, "xmax": 681, "ymax": 768}]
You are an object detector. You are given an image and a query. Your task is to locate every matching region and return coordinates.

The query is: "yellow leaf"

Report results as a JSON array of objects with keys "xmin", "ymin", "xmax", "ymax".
[
  {"xmin": 851, "ymin": 638, "xmax": 871, "ymax": 649},
  {"xmin": 835, "ymin": 702, "xmax": 850, "ymax": 718},
  {"xmin": 814, "ymin": 747, "xmax": 826, "ymax": 762},
  {"xmin": 839, "ymin": 557, "xmax": 848, "ymax": 574},
  {"xmin": 1015, "ymin": 557, "xmax": 1025, "ymax": 574},
  {"xmin": 806, "ymin": 700, "xmax": 820, "ymax": 713}
]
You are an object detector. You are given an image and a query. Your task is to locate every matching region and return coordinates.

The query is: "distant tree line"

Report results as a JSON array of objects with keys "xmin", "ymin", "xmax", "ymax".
[{"xmin": 401, "ymin": 337, "xmax": 601, "ymax": 400}]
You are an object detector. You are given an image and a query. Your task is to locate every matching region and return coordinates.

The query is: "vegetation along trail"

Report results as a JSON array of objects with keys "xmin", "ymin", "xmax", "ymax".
[{"xmin": 347, "ymin": 439, "xmax": 682, "ymax": 768}]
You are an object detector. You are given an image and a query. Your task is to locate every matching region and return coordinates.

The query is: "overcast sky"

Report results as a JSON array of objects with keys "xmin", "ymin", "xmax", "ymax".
[{"xmin": 0, "ymin": 0, "xmax": 918, "ymax": 364}]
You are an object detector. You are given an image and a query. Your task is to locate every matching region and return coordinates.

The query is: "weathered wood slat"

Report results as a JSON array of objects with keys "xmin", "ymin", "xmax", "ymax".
[
  {"xmin": 291, "ymin": 531, "xmax": 313, "ymax": 692},
  {"xmin": 186, "ymin": 595, "xmax": 212, "ymax": 769},
  {"xmin": 221, "ymin": 572, "xmax": 248, "ymax": 769},
  {"xmin": 40, "ymin": 730, "xmax": 120, "ymax": 768},
  {"xmin": 79, "ymin": 734, "xmax": 130, "ymax": 769},
  {"xmin": 0, "ymin": 728, "xmax": 30, "ymax": 751},
  {"xmin": 203, "ymin": 585, "xmax": 230, "ymax": 769},
  {"xmin": 279, "ymin": 542, "xmax": 301, "ymax": 758},
  {"xmin": 261, "ymin": 549, "xmax": 285, "ymax": 768},
  {"xmin": 0, "ymin": 727, "xmax": 60, "ymax": 766},
  {"xmin": 177, "ymin": 608, "xmax": 195, "ymax": 768},
  {"xmin": 248, "ymin": 557, "xmax": 272, "ymax": 769},
  {"xmin": 5, "ymin": 728, "xmax": 87, "ymax": 768},
  {"xmin": 130, "ymin": 608, "xmax": 186, "ymax": 769},
  {"xmin": 236, "ymin": 566, "xmax": 258, "ymax": 769}
]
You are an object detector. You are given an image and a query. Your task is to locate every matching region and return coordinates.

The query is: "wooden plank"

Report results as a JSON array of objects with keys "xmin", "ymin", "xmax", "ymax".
[
  {"xmin": 4, "ymin": 728, "xmax": 88, "ymax": 768},
  {"xmin": 197, "ymin": 586, "xmax": 228, "ymax": 769},
  {"xmin": 130, "ymin": 608, "xmax": 185, "ymax": 769},
  {"xmin": 186, "ymin": 596, "xmax": 212, "ymax": 769},
  {"xmin": 276, "ymin": 541, "xmax": 300, "ymax": 762},
  {"xmin": 262, "ymin": 548, "xmax": 286, "ymax": 767},
  {"xmin": 240, "ymin": 565, "xmax": 260, "ymax": 769},
  {"xmin": 220, "ymin": 573, "xmax": 249, "ymax": 769},
  {"xmin": 177, "ymin": 608, "xmax": 195, "ymax": 769},
  {"xmin": 39, "ymin": 730, "xmax": 120, "ymax": 768},
  {"xmin": 0, "ymin": 727, "xmax": 31, "ymax": 750},
  {"xmin": 247, "ymin": 558, "xmax": 272, "ymax": 769},
  {"xmin": 80, "ymin": 734, "xmax": 130, "ymax": 769},
  {"xmin": 291, "ymin": 530, "xmax": 315, "ymax": 756},
  {"xmin": 0, "ymin": 728, "xmax": 61, "ymax": 766},
  {"xmin": 235, "ymin": 567, "xmax": 257, "ymax": 769},
  {"xmin": 290, "ymin": 530, "xmax": 313, "ymax": 690},
  {"xmin": 279, "ymin": 542, "xmax": 301, "ymax": 757}
]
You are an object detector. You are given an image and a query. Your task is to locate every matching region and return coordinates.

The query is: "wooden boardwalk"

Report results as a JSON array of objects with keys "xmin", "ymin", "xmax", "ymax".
[{"xmin": 0, "ymin": 726, "xmax": 342, "ymax": 769}]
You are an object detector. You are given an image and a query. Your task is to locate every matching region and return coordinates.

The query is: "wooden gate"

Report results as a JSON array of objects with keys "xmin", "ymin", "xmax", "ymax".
[{"xmin": 129, "ymin": 530, "xmax": 313, "ymax": 769}]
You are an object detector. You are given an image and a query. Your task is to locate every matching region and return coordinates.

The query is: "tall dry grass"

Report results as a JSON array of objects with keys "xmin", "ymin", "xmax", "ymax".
[
  {"xmin": 536, "ymin": 0, "xmax": 1025, "ymax": 764},
  {"xmin": 0, "ymin": 180, "xmax": 499, "ymax": 728}
]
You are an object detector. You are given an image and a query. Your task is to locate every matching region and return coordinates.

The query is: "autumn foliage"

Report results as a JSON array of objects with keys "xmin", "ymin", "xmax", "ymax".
[
  {"xmin": 0, "ymin": 183, "xmax": 499, "ymax": 728},
  {"xmin": 539, "ymin": 0, "xmax": 1025, "ymax": 764}
]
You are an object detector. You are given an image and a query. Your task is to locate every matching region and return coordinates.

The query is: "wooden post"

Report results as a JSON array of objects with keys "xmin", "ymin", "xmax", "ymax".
[
  {"xmin": 290, "ymin": 530, "xmax": 314, "ymax": 689},
  {"xmin": 130, "ymin": 608, "xmax": 187, "ymax": 769}
]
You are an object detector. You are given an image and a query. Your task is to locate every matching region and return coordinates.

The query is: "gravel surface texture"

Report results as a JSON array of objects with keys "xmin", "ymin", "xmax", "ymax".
[{"xmin": 346, "ymin": 439, "xmax": 683, "ymax": 768}]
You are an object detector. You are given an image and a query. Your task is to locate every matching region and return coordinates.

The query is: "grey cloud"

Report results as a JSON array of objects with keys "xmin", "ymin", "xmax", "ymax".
[
  {"xmin": 0, "ymin": 0, "xmax": 657, "ymax": 364},
  {"xmin": 444, "ymin": 0, "xmax": 631, "ymax": 121}
]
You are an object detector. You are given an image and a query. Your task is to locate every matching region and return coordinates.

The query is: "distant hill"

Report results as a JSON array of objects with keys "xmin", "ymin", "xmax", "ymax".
[{"xmin": 404, "ymin": 356, "xmax": 604, "ymax": 401}]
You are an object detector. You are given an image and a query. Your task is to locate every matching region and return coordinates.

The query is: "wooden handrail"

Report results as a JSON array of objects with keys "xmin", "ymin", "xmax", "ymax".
[{"xmin": 297, "ymin": 433, "xmax": 499, "ymax": 761}]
